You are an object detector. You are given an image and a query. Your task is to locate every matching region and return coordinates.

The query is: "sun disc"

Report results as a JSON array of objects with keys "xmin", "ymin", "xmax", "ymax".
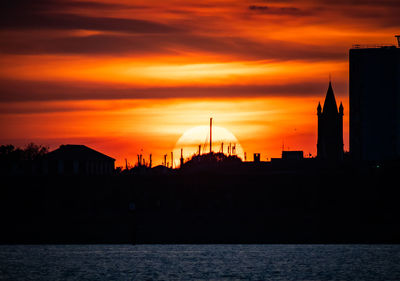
[{"xmin": 172, "ymin": 125, "xmax": 244, "ymax": 167}]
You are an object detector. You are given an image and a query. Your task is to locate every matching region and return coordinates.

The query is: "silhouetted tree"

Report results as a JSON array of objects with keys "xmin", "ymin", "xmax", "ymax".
[
  {"xmin": 23, "ymin": 143, "xmax": 48, "ymax": 160},
  {"xmin": 0, "ymin": 143, "xmax": 49, "ymax": 174},
  {"xmin": 0, "ymin": 145, "xmax": 15, "ymax": 156}
]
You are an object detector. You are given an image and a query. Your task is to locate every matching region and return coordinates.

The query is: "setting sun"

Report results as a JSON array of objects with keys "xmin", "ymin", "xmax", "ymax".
[{"xmin": 173, "ymin": 123, "xmax": 244, "ymax": 166}]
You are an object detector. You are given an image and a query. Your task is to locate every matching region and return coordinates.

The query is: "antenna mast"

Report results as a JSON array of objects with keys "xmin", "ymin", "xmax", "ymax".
[
  {"xmin": 210, "ymin": 117, "xmax": 212, "ymax": 153},
  {"xmin": 180, "ymin": 148, "xmax": 184, "ymax": 168}
]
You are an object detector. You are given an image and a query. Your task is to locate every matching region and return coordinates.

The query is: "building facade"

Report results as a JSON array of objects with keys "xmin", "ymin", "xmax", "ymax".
[
  {"xmin": 349, "ymin": 45, "xmax": 400, "ymax": 162},
  {"xmin": 44, "ymin": 144, "xmax": 115, "ymax": 175}
]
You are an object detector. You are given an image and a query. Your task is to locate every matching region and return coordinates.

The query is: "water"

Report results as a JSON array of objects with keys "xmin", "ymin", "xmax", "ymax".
[{"xmin": 0, "ymin": 245, "xmax": 399, "ymax": 281}]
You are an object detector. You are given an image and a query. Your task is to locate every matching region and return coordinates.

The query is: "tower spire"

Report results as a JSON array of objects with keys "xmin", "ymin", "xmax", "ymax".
[
  {"xmin": 317, "ymin": 79, "xmax": 344, "ymax": 161},
  {"xmin": 322, "ymin": 81, "xmax": 338, "ymax": 114}
]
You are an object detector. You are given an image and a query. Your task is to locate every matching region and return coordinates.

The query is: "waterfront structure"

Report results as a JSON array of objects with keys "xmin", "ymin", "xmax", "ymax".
[
  {"xmin": 349, "ymin": 41, "xmax": 400, "ymax": 161},
  {"xmin": 317, "ymin": 82, "xmax": 344, "ymax": 161},
  {"xmin": 45, "ymin": 144, "xmax": 115, "ymax": 175}
]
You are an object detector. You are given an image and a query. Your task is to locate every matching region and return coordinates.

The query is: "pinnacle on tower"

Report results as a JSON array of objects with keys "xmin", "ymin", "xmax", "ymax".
[
  {"xmin": 317, "ymin": 102, "xmax": 322, "ymax": 115},
  {"xmin": 339, "ymin": 102, "xmax": 344, "ymax": 115}
]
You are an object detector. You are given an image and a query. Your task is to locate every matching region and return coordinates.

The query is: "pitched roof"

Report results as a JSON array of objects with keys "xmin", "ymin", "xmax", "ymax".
[
  {"xmin": 322, "ymin": 81, "xmax": 338, "ymax": 115},
  {"xmin": 46, "ymin": 145, "xmax": 115, "ymax": 161}
]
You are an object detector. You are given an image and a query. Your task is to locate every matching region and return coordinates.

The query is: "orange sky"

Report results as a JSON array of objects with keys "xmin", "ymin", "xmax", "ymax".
[{"xmin": 0, "ymin": 0, "xmax": 399, "ymax": 167}]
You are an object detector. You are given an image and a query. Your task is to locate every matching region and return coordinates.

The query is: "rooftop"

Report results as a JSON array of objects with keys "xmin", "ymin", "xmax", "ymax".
[
  {"xmin": 352, "ymin": 35, "xmax": 400, "ymax": 49},
  {"xmin": 46, "ymin": 144, "xmax": 115, "ymax": 161},
  {"xmin": 351, "ymin": 44, "xmax": 397, "ymax": 49}
]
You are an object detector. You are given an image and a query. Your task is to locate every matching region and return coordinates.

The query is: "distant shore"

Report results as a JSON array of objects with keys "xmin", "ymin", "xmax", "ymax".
[{"xmin": 1, "ymin": 163, "xmax": 399, "ymax": 244}]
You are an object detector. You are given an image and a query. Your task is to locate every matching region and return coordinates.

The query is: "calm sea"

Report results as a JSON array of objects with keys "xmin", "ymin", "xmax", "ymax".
[{"xmin": 0, "ymin": 245, "xmax": 399, "ymax": 280}]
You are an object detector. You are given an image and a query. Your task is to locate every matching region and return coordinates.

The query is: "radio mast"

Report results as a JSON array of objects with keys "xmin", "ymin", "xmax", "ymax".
[{"xmin": 210, "ymin": 117, "xmax": 212, "ymax": 153}]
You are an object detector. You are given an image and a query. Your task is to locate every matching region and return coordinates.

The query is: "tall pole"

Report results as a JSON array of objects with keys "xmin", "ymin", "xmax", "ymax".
[
  {"xmin": 180, "ymin": 148, "xmax": 184, "ymax": 168},
  {"xmin": 210, "ymin": 117, "xmax": 212, "ymax": 153}
]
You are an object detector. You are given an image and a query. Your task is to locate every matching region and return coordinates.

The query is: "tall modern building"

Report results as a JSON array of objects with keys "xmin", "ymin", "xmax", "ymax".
[
  {"xmin": 317, "ymin": 82, "xmax": 344, "ymax": 161},
  {"xmin": 349, "ymin": 37, "xmax": 400, "ymax": 162}
]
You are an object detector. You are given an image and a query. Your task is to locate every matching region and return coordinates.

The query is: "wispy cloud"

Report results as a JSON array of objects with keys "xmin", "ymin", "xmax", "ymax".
[
  {"xmin": 248, "ymin": 5, "xmax": 306, "ymax": 15},
  {"xmin": 0, "ymin": 12, "xmax": 180, "ymax": 33},
  {"xmin": 0, "ymin": 79, "xmax": 346, "ymax": 103}
]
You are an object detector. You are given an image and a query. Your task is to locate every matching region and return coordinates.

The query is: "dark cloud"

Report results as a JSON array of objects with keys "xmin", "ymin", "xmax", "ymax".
[
  {"xmin": 0, "ymin": 12, "xmax": 180, "ymax": 34},
  {"xmin": 249, "ymin": 5, "xmax": 304, "ymax": 15},
  {"xmin": 305, "ymin": 0, "xmax": 400, "ymax": 27},
  {"xmin": 1, "ymin": 0, "xmax": 133, "ymax": 13},
  {"xmin": 0, "ymin": 34, "xmax": 170, "ymax": 55},
  {"xmin": 336, "ymin": 6, "xmax": 400, "ymax": 28},
  {"xmin": 313, "ymin": 0, "xmax": 400, "ymax": 6},
  {"xmin": 249, "ymin": 5, "xmax": 269, "ymax": 11},
  {"xmin": 252, "ymin": 0, "xmax": 295, "ymax": 2},
  {"xmin": 1, "ymin": 0, "xmax": 398, "ymax": 58},
  {"xmin": 0, "ymin": 32, "xmax": 344, "ymax": 62},
  {"xmin": 247, "ymin": 0, "xmax": 400, "ymax": 27},
  {"xmin": 0, "ymin": 79, "xmax": 347, "ymax": 103},
  {"xmin": 40, "ymin": 0, "xmax": 133, "ymax": 10},
  {"xmin": 0, "ymin": 0, "xmax": 177, "ymax": 34}
]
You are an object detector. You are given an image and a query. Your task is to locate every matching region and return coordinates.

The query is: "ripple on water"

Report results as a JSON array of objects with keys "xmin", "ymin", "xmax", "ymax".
[{"xmin": 0, "ymin": 245, "xmax": 399, "ymax": 281}]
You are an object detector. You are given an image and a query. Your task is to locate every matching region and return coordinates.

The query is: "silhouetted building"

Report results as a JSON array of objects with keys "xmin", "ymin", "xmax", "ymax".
[
  {"xmin": 253, "ymin": 153, "xmax": 260, "ymax": 162},
  {"xmin": 317, "ymin": 82, "xmax": 344, "ymax": 161},
  {"xmin": 350, "ymin": 44, "xmax": 400, "ymax": 161},
  {"xmin": 282, "ymin": 151, "xmax": 303, "ymax": 160},
  {"xmin": 44, "ymin": 144, "xmax": 115, "ymax": 175},
  {"xmin": 270, "ymin": 151, "xmax": 304, "ymax": 163}
]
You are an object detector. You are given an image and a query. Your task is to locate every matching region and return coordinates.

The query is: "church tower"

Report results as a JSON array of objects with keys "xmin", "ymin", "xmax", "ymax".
[{"xmin": 317, "ymin": 81, "xmax": 344, "ymax": 161}]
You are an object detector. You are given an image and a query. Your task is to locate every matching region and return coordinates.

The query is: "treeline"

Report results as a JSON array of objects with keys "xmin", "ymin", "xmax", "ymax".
[{"xmin": 0, "ymin": 143, "xmax": 49, "ymax": 175}]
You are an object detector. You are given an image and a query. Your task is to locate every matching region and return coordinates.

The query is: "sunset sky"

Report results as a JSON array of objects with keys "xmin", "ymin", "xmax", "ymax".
[{"xmin": 1, "ymin": 0, "xmax": 399, "ymax": 167}]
